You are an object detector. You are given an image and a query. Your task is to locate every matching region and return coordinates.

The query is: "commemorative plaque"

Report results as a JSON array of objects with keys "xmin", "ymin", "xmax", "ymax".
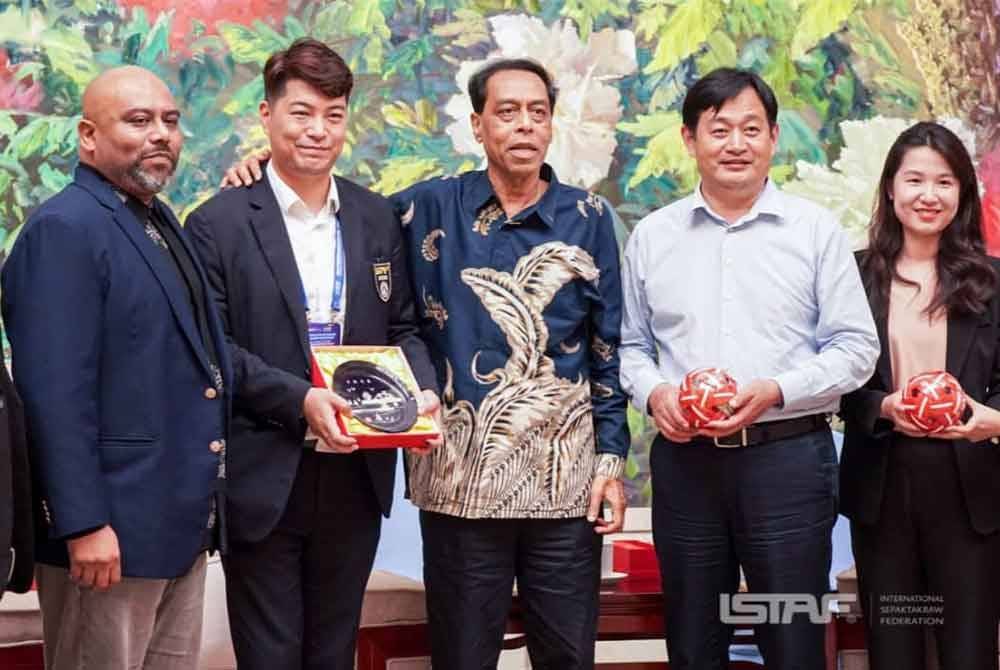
[
  {"xmin": 332, "ymin": 360, "xmax": 418, "ymax": 433},
  {"xmin": 311, "ymin": 345, "xmax": 439, "ymax": 448}
]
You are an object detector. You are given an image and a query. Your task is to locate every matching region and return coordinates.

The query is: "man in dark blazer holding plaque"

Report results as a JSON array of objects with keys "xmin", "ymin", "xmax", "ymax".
[
  {"xmin": 185, "ymin": 39, "xmax": 439, "ymax": 670},
  {"xmin": 2, "ymin": 66, "xmax": 230, "ymax": 669}
]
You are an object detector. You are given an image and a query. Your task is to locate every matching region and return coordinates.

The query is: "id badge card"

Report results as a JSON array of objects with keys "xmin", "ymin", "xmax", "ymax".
[{"xmin": 308, "ymin": 321, "xmax": 342, "ymax": 347}]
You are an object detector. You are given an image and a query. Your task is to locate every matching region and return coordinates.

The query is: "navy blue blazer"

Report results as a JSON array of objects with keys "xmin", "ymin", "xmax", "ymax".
[{"xmin": 1, "ymin": 165, "xmax": 232, "ymax": 579}]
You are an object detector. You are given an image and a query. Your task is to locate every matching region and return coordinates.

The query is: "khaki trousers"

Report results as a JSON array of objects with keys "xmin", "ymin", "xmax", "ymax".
[{"xmin": 36, "ymin": 553, "xmax": 207, "ymax": 670}]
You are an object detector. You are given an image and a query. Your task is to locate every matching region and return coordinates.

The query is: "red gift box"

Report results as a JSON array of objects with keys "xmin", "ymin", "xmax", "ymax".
[{"xmin": 613, "ymin": 540, "xmax": 660, "ymax": 579}]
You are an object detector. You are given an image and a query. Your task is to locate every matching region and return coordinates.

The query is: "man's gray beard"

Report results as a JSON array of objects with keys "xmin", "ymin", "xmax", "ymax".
[{"xmin": 126, "ymin": 161, "xmax": 173, "ymax": 194}]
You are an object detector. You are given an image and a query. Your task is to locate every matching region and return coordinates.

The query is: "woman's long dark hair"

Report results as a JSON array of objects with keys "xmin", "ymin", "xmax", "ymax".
[{"xmin": 861, "ymin": 121, "xmax": 997, "ymax": 321}]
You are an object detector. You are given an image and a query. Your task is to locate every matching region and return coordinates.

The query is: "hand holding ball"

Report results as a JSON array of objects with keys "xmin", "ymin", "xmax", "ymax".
[
  {"xmin": 678, "ymin": 368, "xmax": 738, "ymax": 428},
  {"xmin": 901, "ymin": 370, "xmax": 966, "ymax": 433}
]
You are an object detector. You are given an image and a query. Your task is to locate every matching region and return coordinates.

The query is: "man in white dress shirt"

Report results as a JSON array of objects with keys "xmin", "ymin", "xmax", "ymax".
[{"xmin": 619, "ymin": 67, "xmax": 879, "ymax": 670}]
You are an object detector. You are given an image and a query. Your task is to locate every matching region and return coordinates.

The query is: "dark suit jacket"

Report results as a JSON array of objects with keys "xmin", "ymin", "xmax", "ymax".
[
  {"xmin": 840, "ymin": 254, "xmax": 1000, "ymax": 535},
  {"xmin": 0, "ymin": 325, "xmax": 33, "ymax": 596},
  {"xmin": 1, "ymin": 165, "xmax": 232, "ymax": 578},
  {"xmin": 185, "ymin": 173, "xmax": 436, "ymax": 544}
]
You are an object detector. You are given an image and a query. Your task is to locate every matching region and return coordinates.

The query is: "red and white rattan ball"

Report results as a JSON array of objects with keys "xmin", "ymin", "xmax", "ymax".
[
  {"xmin": 901, "ymin": 370, "xmax": 966, "ymax": 433},
  {"xmin": 678, "ymin": 367, "xmax": 738, "ymax": 428}
]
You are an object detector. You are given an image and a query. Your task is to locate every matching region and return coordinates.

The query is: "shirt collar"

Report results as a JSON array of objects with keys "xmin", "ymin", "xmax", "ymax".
[
  {"xmin": 461, "ymin": 163, "xmax": 559, "ymax": 228},
  {"xmin": 266, "ymin": 160, "xmax": 340, "ymax": 217},
  {"xmin": 690, "ymin": 178, "xmax": 785, "ymax": 227}
]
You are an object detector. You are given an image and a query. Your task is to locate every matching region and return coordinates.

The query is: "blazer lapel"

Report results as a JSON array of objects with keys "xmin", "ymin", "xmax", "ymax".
[
  {"xmin": 946, "ymin": 309, "xmax": 986, "ymax": 380},
  {"xmin": 336, "ymin": 177, "xmax": 368, "ymax": 344},
  {"xmin": 156, "ymin": 202, "xmax": 232, "ymax": 385},
  {"xmin": 247, "ymin": 180, "xmax": 311, "ymax": 367},
  {"xmin": 111, "ymin": 200, "xmax": 213, "ymax": 377},
  {"xmin": 875, "ymin": 313, "xmax": 892, "ymax": 389}
]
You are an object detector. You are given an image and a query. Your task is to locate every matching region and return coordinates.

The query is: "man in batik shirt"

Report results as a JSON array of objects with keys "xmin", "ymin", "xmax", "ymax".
[{"xmin": 391, "ymin": 58, "xmax": 629, "ymax": 670}]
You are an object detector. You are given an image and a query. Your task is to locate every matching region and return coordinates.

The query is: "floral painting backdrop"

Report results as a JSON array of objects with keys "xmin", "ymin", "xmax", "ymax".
[{"xmin": 2, "ymin": 0, "xmax": 999, "ymax": 503}]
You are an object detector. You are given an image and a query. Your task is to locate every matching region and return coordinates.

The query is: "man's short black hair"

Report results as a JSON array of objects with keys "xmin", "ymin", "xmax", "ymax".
[
  {"xmin": 682, "ymin": 67, "xmax": 779, "ymax": 132},
  {"xmin": 467, "ymin": 58, "xmax": 557, "ymax": 114}
]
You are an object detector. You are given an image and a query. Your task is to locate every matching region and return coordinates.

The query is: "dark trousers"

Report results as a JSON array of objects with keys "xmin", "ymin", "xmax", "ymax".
[
  {"xmin": 223, "ymin": 450, "xmax": 382, "ymax": 670},
  {"xmin": 850, "ymin": 437, "xmax": 1000, "ymax": 670},
  {"xmin": 420, "ymin": 510, "xmax": 601, "ymax": 670},
  {"xmin": 650, "ymin": 428, "xmax": 837, "ymax": 670}
]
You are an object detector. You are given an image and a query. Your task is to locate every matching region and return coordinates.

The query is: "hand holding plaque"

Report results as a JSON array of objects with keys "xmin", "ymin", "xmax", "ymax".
[{"xmin": 311, "ymin": 346, "xmax": 441, "ymax": 449}]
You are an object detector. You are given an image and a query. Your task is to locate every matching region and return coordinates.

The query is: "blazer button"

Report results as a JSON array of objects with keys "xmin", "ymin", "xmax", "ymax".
[
  {"xmin": 204, "ymin": 387, "xmax": 218, "ymax": 400},
  {"xmin": 209, "ymin": 439, "xmax": 224, "ymax": 454}
]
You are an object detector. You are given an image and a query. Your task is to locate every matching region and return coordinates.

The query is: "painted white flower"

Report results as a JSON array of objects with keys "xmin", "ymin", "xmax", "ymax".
[
  {"xmin": 784, "ymin": 116, "xmax": 978, "ymax": 248},
  {"xmin": 444, "ymin": 14, "xmax": 637, "ymax": 189}
]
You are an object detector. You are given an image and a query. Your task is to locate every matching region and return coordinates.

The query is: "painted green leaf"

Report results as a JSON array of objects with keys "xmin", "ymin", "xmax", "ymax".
[
  {"xmin": 73, "ymin": 0, "xmax": 99, "ymax": 16},
  {"xmin": 347, "ymin": 0, "xmax": 391, "ymax": 39},
  {"xmin": 618, "ymin": 112, "xmax": 698, "ymax": 190},
  {"xmin": 626, "ymin": 405, "xmax": 647, "ymax": 440},
  {"xmin": 790, "ymin": 0, "xmax": 856, "ymax": 59},
  {"xmin": 40, "ymin": 25, "xmax": 98, "ymax": 87},
  {"xmin": 644, "ymin": 0, "xmax": 724, "ymax": 75},
  {"xmin": 284, "ymin": 16, "xmax": 307, "ymax": 41},
  {"xmin": 635, "ymin": 2, "xmax": 669, "ymax": 41},
  {"xmin": 5, "ymin": 119, "xmax": 50, "ymax": 161},
  {"xmin": 372, "ymin": 156, "xmax": 442, "ymax": 195},
  {"xmin": 137, "ymin": 12, "xmax": 171, "ymax": 68},
  {"xmin": 624, "ymin": 453, "xmax": 640, "ymax": 479},
  {"xmin": 560, "ymin": 0, "xmax": 629, "ymax": 40},
  {"xmin": 695, "ymin": 30, "xmax": 739, "ymax": 72},
  {"xmin": 3, "ymin": 223, "xmax": 24, "ymax": 258},
  {"xmin": 382, "ymin": 101, "xmax": 438, "ymax": 135},
  {"xmin": 217, "ymin": 21, "xmax": 290, "ymax": 65},
  {"xmin": 431, "ymin": 8, "xmax": 490, "ymax": 48},
  {"xmin": 38, "ymin": 164, "xmax": 72, "ymax": 194},
  {"xmin": 776, "ymin": 110, "xmax": 825, "ymax": 164},
  {"xmin": 223, "ymin": 79, "xmax": 265, "ymax": 116},
  {"xmin": 383, "ymin": 36, "xmax": 435, "ymax": 79},
  {"xmin": 0, "ymin": 114, "xmax": 17, "ymax": 140}
]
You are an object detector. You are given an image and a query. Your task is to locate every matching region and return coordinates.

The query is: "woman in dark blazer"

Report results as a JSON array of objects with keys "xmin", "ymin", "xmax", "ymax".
[{"xmin": 840, "ymin": 121, "xmax": 1000, "ymax": 669}]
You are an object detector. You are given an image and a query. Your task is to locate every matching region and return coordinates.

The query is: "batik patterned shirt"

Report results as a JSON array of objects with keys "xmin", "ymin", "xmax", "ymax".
[{"xmin": 391, "ymin": 165, "xmax": 629, "ymax": 519}]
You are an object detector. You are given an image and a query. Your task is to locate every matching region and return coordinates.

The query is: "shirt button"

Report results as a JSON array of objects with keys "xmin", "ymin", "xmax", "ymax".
[
  {"xmin": 204, "ymin": 387, "xmax": 218, "ymax": 399},
  {"xmin": 209, "ymin": 440, "xmax": 224, "ymax": 454}
]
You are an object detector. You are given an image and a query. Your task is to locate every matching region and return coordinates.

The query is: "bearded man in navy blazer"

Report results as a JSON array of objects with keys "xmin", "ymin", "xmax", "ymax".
[
  {"xmin": 185, "ymin": 39, "xmax": 439, "ymax": 670},
  {"xmin": 1, "ymin": 66, "xmax": 230, "ymax": 669}
]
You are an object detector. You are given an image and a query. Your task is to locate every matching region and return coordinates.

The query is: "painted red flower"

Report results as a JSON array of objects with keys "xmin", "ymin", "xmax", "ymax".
[
  {"xmin": 0, "ymin": 50, "xmax": 44, "ymax": 112},
  {"xmin": 980, "ymin": 145, "xmax": 1000, "ymax": 257},
  {"xmin": 119, "ymin": 0, "xmax": 288, "ymax": 53}
]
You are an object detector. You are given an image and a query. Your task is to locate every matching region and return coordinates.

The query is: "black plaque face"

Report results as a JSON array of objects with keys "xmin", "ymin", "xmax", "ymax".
[{"xmin": 332, "ymin": 360, "xmax": 418, "ymax": 433}]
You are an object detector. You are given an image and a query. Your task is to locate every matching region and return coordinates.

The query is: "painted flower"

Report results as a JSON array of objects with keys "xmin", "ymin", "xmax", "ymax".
[
  {"xmin": 118, "ymin": 0, "xmax": 287, "ymax": 52},
  {"xmin": 783, "ymin": 116, "xmax": 978, "ymax": 248},
  {"xmin": 0, "ymin": 50, "xmax": 43, "ymax": 112},
  {"xmin": 444, "ymin": 14, "xmax": 637, "ymax": 189}
]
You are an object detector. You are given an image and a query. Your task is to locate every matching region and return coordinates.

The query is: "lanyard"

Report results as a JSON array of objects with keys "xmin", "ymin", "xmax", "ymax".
[{"xmin": 302, "ymin": 216, "xmax": 346, "ymax": 318}]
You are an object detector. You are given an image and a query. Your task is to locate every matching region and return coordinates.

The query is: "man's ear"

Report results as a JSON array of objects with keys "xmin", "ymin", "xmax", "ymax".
[
  {"xmin": 681, "ymin": 124, "xmax": 696, "ymax": 158},
  {"xmin": 470, "ymin": 112, "xmax": 482, "ymax": 144},
  {"xmin": 259, "ymin": 100, "xmax": 271, "ymax": 130},
  {"xmin": 78, "ymin": 118, "xmax": 97, "ymax": 154}
]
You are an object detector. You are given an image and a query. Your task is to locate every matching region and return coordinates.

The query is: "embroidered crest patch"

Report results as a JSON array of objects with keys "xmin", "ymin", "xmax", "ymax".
[{"xmin": 373, "ymin": 262, "xmax": 392, "ymax": 303}]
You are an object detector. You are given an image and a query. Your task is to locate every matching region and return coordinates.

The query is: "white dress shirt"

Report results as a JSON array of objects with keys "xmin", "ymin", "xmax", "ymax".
[
  {"xmin": 619, "ymin": 180, "xmax": 879, "ymax": 421},
  {"xmin": 266, "ymin": 161, "xmax": 346, "ymax": 327}
]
